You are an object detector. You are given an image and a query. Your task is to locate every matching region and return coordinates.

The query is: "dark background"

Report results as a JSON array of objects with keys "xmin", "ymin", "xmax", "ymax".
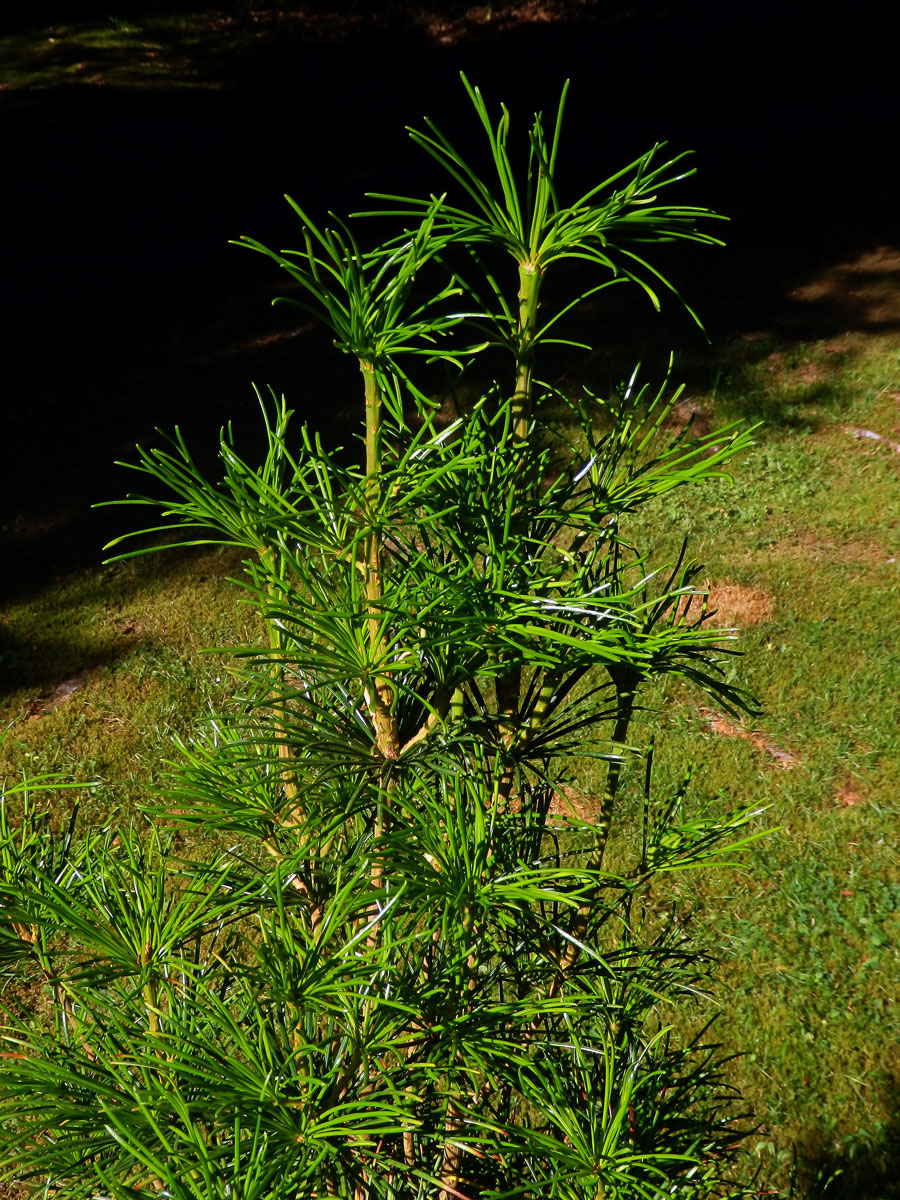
[{"xmin": 2, "ymin": 0, "xmax": 896, "ymax": 591}]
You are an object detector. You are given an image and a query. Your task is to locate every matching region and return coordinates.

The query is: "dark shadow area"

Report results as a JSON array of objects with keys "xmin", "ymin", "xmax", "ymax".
[
  {"xmin": 797, "ymin": 1077, "xmax": 900, "ymax": 1199},
  {"xmin": 0, "ymin": 546, "xmax": 236, "ymax": 700},
  {"xmin": 2, "ymin": 0, "xmax": 897, "ymax": 593},
  {"xmin": 664, "ymin": 337, "xmax": 859, "ymax": 434},
  {"xmin": 0, "ymin": 625, "xmax": 134, "ymax": 704},
  {"xmin": 0, "ymin": 0, "xmax": 474, "ymax": 36}
]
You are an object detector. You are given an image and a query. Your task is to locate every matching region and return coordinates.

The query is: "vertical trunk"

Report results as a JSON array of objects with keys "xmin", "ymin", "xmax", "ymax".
[
  {"xmin": 495, "ymin": 669, "xmax": 521, "ymax": 793},
  {"xmin": 361, "ymin": 362, "xmax": 397, "ymax": 926},
  {"xmin": 438, "ymin": 1097, "xmax": 464, "ymax": 1200},
  {"xmin": 527, "ymin": 667, "xmax": 562, "ymax": 737},
  {"xmin": 589, "ymin": 673, "xmax": 637, "ymax": 871},
  {"xmin": 512, "ymin": 260, "xmax": 542, "ymax": 442},
  {"xmin": 258, "ymin": 549, "xmax": 302, "ymax": 818},
  {"xmin": 143, "ymin": 980, "xmax": 160, "ymax": 1035},
  {"xmin": 496, "ymin": 261, "xmax": 544, "ymax": 795},
  {"xmin": 361, "ymin": 361, "xmax": 398, "ymax": 762}
]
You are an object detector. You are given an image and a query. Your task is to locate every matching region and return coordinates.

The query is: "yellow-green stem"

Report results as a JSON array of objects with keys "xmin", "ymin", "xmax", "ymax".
[
  {"xmin": 512, "ymin": 260, "xmax": 543, "ymax": 442},
  {"xmin": 361, "ymin": 361, "xmax": 397, "ymax": 761},
  {"xmin": 259, "ymin": 550, "xmax": 302, "ymax": 818},
  {"xmin": 494, "ymin": 261, "xmax": 544, "ymax": 792},
  {"xmin": 143, "ymin": 980, "xmax": 160, "ymax": 1035},
  {"xmin": 361, "ymin": 362, "xmax": 397, "ymax": 944},
  {"xmin": 526, "ymin": 667, "xmax": 562, "ymax": 740}
]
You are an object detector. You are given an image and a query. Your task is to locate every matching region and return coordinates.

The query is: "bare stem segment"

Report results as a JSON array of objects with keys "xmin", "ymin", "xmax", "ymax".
[{"xmin": 512, "ymin": 260, "xmax": 542, "ymax": 441}]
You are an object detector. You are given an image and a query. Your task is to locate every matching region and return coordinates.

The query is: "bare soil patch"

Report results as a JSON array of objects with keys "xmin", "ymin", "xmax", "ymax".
[
  {"xmin": 834, "ymin": 781, "xmax": 868, "ymax": 807},
  {"xmin": 786, "ymin": 246, "xmax": 900, "ymax": 333},
  {"xmin": 843, "ymin": 425, "xmax": 900, "ymax": 454},
  {"xmin": 26, "ymin": 667, "xmax": 100, "ymax": 718},
  {"xmin": 665, "ymin": 397, "xmax": 711, "ymax": 438},
  {"xmin": 699, "ymin": 706, "xmax": 798, "ymax": 769}
]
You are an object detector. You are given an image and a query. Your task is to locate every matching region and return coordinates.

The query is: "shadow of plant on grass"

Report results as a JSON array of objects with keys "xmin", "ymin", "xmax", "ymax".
[{"xmin": 795, "ymin": 1077, "xmax": 900, "ymax": 1200}]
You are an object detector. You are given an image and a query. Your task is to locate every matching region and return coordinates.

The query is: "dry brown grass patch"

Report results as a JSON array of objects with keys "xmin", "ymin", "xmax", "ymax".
[
  {"xmin": 705, "ymin": 582, "xmax": 774, "ymax": 627},
  {"xmin": 834, "ymin": 781, "xmax": 868, "ymax": 807}
]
